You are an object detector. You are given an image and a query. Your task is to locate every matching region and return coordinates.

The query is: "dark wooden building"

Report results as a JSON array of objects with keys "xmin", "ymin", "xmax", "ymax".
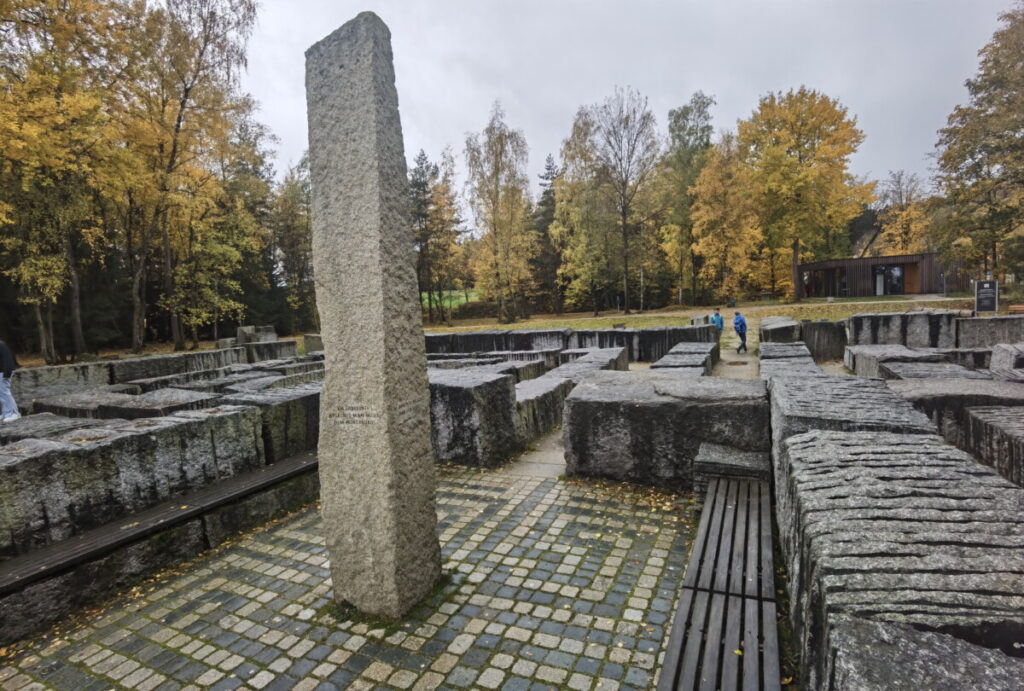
[{"xmin": 797, "ymin": 252, "xmax": 970, "ymax": 298}]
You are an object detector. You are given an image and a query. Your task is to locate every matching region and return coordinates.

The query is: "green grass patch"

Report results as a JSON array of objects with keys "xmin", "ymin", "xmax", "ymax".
[{"xmin": 421, "ymin": 289, "xmax": 479, "ymax": 308}]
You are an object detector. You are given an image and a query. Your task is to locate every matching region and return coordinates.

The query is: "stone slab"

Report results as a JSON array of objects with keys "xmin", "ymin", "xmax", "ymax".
[
  {"xmin": 778, "ymin": 430, "xmax": 1024, "ymax": 688},
  {"xmin": 649, "ymin": 352, "xmax": 711, "ymax": 374},
  {"xmin": 95, "ymin": 387, "xmax": 220, "ymax": 419},
  {"xmin": 878, "ymin": 361, "xmax": 993, "ymax": 381},
  {"xmin": 222, "ymin": 384, "xmax": 321, "ymax": 463},
  {"xmin": 956, "ymin": 315, "xmax": 1024, "ymax": 348},
  {"xmin": 31, "ymin": 389, "xmax": 138, "ymax": 418},
  {"xmin": 307, "ymin": 11, "xmax": 442, "ymax": 618},
  {"xmin": 0, "ymin": 413, "xmax": 106, "ymax": 445},
  {"xmin": 801, "ymin": 320, "xmax": 847, "ymax": 361},
  {"xmin": 758, "ymin": 341, "xmax": 812, "ymax": 359},
  {"xmin": 843, "ymin": 344, "xmax": 949, "ymax": 378},
  {"xmin": 964, "ymin": 406, "xmax": 1024, "ymax": 487},
  {"xmin": 427, "ymin": 368, "xmax": 520, "ymax": 468},
  {"xmin": 243, "ymin": 340, "xmax": 299, "ymax": 364},
  {"xmin": 759, "ymin": 357, "xmax": 822, "ymax": 380},
  {"xmin": 514, "ymin": 375, "xmax": 574, "ymax": 444},
  {"xmin": 759, "ymin": 315, "xmax": 801, "ymax": 343},
  {"xmin": 564, "ymin": 372, "xmax": 768, "ymax": 486},
  {"xmin": 107, "ymin": 348, "xmax": 245, "ymax": 384},
  {"xmin": 847, "ymin": 310, "xmax": 957, "ymax": 348},
  {"xmin": 887, "ymin": 377, "xmax": 1024, "ymax": 447},
  {"xmin": 692, "ymin": 442, "xmax": 770, "ymax": 492}
]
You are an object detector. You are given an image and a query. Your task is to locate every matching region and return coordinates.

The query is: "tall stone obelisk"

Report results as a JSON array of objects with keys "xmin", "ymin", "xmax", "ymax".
[{"xmin": 305, "ymin": 12, "xmax": 441, "ymax": 619}]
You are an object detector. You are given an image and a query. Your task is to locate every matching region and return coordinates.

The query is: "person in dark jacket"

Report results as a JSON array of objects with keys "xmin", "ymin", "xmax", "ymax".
[
  {"xmin": 0, "ymin": 340, "xmax": 20, "ymax": 422},
  {"xmin": 733, "ymin": 311, "xmax": 748, "ymax": 353}
]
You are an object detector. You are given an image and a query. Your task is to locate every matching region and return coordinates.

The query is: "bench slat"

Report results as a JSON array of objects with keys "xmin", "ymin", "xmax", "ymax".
[
  {"xmin": 699, "ymin": 593, "xmax": 726, "ymax": 691},
  {"xmin": 759, "ymin": 481, "xmax": 774, "ymax": 601},
  {"xmin": 744, "ymin": 479, "xmax": 761, "ymax": 599},
  {"xmin": 713, "ymin": 480, "xmax": 739, "ymax": 594},
  {"xmin": 679, "ymin": 590, "xmax": 711, "ymax": 689},
  {"xmin": 761, "ymin": 600, "xmax": 782, "ymax": 691}
]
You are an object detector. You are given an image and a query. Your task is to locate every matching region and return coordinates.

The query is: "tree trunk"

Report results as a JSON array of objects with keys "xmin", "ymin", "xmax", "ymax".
[
  {"xmin": 621, "ymin": 210, "xmax": 631, "ymax": 314},
  {"xmin": 791, "ymin": 238, "xmax": 801, "ymax": 301},
  {"xmin": 162, "ymin": 215, "xmax": 184, "ymax": 350},
  {"xmin": 131, "ymin": 263, "xmax": 147, "ymax": 353},
  {"xmin": 34, "ymin": 303, "xmax": 56, "ymax": 365},
  {"xmin": 65, "ymin": 240, "xmax": 86, "ymax": 359}
]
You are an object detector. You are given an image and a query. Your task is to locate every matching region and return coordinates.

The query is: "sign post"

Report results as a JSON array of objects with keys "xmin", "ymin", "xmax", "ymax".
[{"xmin": 975, "ymin": 279, "xmax": 999, "ymax": 314}]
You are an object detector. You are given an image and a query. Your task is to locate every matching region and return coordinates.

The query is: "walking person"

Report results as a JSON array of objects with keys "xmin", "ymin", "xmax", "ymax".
[
  {"xmin": 733, "ymin": 311, "xmax": 748, "ymax": 353},
  {"xmin": 0, "ymin": 339, "xmax": 20, "ymax": 422},
  {"xmin": 710, "ymin": 307, "xmax": 724, "ymax": 332}
]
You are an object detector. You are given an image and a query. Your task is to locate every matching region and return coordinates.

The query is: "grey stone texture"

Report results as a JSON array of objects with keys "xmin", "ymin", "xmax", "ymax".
[
  {"xmin": 636, "ymin": 325, "xmax": 718, "ymax": 362},
  {"xmin": 569, "ymin": 328, "xmax": 640, "ymax": 361},
  {"xmin": 32, "ymin": 389, "xmax": 137, "ymax": 418},
  {"xmin": 10, "ymin": 361, "xmax": 112, "ymax": 407},
  {"xmin": 107, "ymin": 347, "xmax": 245, "ymax": 384},
  {"xmin": 956, "ymin": 315, "xmax": 1024, "ymax": 348},
  {"xmin": 692, "ymin": 442, "xmax": 770, "ymax": 492},
  {"xmin": 963, "ymin": 405, "xmax": 1024, "ymax": 487},
  {"xmin": 95, "ymin": 387, "xmax": 220, "ymax": 419},
  {"xmin": 843, "ymin": 343, "xmax": 948, "ymax": 378},
  {"xmin": 847, "ymin": 310, "xmax": 957, "ymax": 348},
  {"xmin": 759, "ymin": 357, "xmax": 822, "ymax": 380},
  {"xmin": 514, "ymin": 375, "xmax": 574, "ymax": 442},
  {"xmin": 0, "ymin": 412, "xmax": 105, "ymax": 445},
  {"xmin": 942, "ymin": 346, "xmax": 992, "ymax": 370},
  {"xmin": 543, "ymin": 347, "xmax": 629, "ymax": 383},
  {"xmin": 990, "ymin": 342, "xmax": 1024, "ymax": 382},
  {"xmin": 768, "ymin": 374, "xmax": 935, "ymax": 468},
  {"xmin": 427, "ymin": 368, "xmax": 520, "ymax": 468},
  {"xmin": 800, "ymin": 320, "xmax": 848, "ymax": 361},
  {"xmin": 826, "ymin": 615, "xmax": 1024, "ymax": 691},
  {"xmin": 222, "ymin": 383, "xmax": 321, "ymax": 463},
  {"xmin": 758, "ymin": 315, "xmax": 801, "ymax": 343},
  {"xmin": 306, "ymin": 11, "xmax": 441, "ymax": 618},
  {"xmin": 888, "ymin": 377, "xmax": 1024, "ymax": 448},
  {"xmin": 303, "ymin": 333, "xmax": 323, "ymax": 353},
  {"xmin": 649, "ymin": 352, "xmax": 711, "ymax": 373},
  {"xmin": 236, "ymin": 324, "xmax": 277, "ymax": 345},
  {"xmin": 777, "ymin": 430, "xmax": 1024, "ymax": 689},
  {"xmin": 878, "ymin": 360, "xmax": 992, "ymax": 380},
  {"xmin": 243, "ymin": 340, "xmax": 299, "ymax": 364},
  {"xmin": 0, "ymin": 406, "xmax": 264, "ymax": 557},
  {"xmin": 215, "ymin": 336, "xmax": 236, "ymax": 349},
  {"xmin": 758, "ymin": 341, "xmax": 812, "ymax": 359},
  {"xmin": 564, "ymin": 372, "xmax": 768, "ymax": 486},
  {"xmin": 472, "ymin": 358, "xmax": 547, "ymax": 383}
]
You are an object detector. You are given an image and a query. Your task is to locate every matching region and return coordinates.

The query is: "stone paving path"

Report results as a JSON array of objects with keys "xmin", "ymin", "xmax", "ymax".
[{"xmin": 0, "ymin": 469, "xmax": 692, "ymax": 691}]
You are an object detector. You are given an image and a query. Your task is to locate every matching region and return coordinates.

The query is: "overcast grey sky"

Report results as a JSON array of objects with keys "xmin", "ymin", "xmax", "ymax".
[{"xmin": 241, "ymin": 0, "xmax": 1009, "ymax": 195}]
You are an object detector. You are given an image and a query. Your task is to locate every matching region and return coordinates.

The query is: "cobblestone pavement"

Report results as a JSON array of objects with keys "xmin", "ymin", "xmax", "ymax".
[{"xmin": 0, "ymin": 468, "xmax": 692, "ymax": 691}]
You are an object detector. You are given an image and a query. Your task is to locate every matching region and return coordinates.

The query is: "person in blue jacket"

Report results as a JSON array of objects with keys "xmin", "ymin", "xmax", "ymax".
[
  {"xmin": 733, "ymin": 311, "xmax": 748, "ymax": 353},
  {"xmin": 0, "ymin": 339, "xmax": 20, "ymax": 422},
  {"xmin": 710, "ymin": 308, "xmax": 724, "ymax": 331}
]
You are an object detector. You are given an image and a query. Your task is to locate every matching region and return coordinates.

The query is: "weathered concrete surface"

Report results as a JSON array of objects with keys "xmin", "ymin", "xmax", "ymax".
[
  {"xmin": 843, "ymin": 344, "xmax": 948, "ymax": 378},
  {"xmin": 32, "ymin": 389, "xmax": 137, "ymax": 418},
  {"xmin": 758, "ymin": 341, "xmax": 812, "ymax": 359},
  {"xmin": 427, "ymin": 369, "xmax": 520, "ymax": 468},
  {"xmin": 964, "ymin": 406, "xmax": 1024, "ymax": 487},
  {"xmin": 889, "ymin": 377, "xmax": 1024, "ymax": 447},
  {"xmin": 759, "ymin": 315, "xmax": 801, "ymax": 343},
  {"xmin": 878, "ymin": 360, "xmax": 993, "ymax": 380},
  {"xmin": 637, "ymin": 324, "xmax": 717, "ymax": 362},
  {"xmin": 769, "ymin": 375, "xmax": 935, "ymax": 468},
  {"xmin": 243, "ymin": 340, "xmax": 299, "ymax": 364},
  {"xmin": 425, "ymin": 357, "xmax": 505, "ymax": 369},
  {"xmin": 108, "ymin": 348, "xmax": 245, "ymax": 384},
  {"xmin": 222, "ymin": 383, "xmax": 321, "ymax": 463},
  {"xmin": 692, "ymin": 442, "xmax": 770, "ymax": 492},
  {"xmin": 306, "ymin": 11, "xmax": 441, "ymax": 618},
  {"xmin": 570, "ymin": 329, "xmax": 640, "ymax": 361},
  {"xmin": 96, "ymin": 387, "xmax": 220, "ymax": 419},
  {"xmin": 544, "ymin": 347, "xmax": 629, "ymax": 383},
  {"xmin": 990, "ymin": 342, "xmax": 1024, "ymax": 382},
  {"xmin": 514, "ymin": 376, "xmax": 574, "ymax": 444},
  {"xmin": 778, "ymin": 430, "xmax": 1024, "ymax": 689},
  {"xmin": 665, "ymin": 340, "xmax": 720, "ymax": 365},
  {"xmin": 847, "ymin": 310, "xmax": 957, "ymax": 348},
  {"xmin": 486, "ymin": 348, "xmax": 562, "ymax": 370},
  {"xmin": 827, "ymin": 615, "xmax": 1024, "ymax": 691},
  {"xmin": 472, "ymin": 358, "xmax": 547, "ymax": 383},
  {"xmin": 759, "ymin": 357, "xmax": 822, "ymax": 380},
  {"xmin": 649, "ymin": 352, "xmax": 711, "ymax": 374},
  {"xmin": 0, "ymin": 406, "xmax": 265, "ymax": 557},
  {"xmin": 10, "ymin": 361, "xmax": 112, "ymax": 407},
  {"xmin": 801, "ymin": 320, "xmax": 847, "ymax": 361},
  {"xmin": 942, "ymin": 347, "xmax": 992, "ymax": 371},
  {"xmin": 215, "ymin": 337, "xmax": 237, "ymax": 349},
  {"xmin": 564, "ymin": 372, "xmax": 768, "ymax": 486},
  {"xmin": 956, "ymin": 315, "xmax": 1024, "ymax": 348},
  {"xmin": 0, "ymin": 412, "xmax": 105, "ymax": 444}
]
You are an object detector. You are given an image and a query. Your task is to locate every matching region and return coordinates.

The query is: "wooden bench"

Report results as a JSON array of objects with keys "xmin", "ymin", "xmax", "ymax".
[
  {"xmin": 658, "ymin": 477, "xmax": 781, "ymax": 690},
  {"xmin": 1009, "ymin": 304, "xmax": 1024, "ymax": 315}
]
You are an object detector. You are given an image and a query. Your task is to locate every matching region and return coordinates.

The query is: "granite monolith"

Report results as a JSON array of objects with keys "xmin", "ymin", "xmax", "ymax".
[{"xmin": 305, "ymin": 12, "xmax": 441, "ymax": 619}]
